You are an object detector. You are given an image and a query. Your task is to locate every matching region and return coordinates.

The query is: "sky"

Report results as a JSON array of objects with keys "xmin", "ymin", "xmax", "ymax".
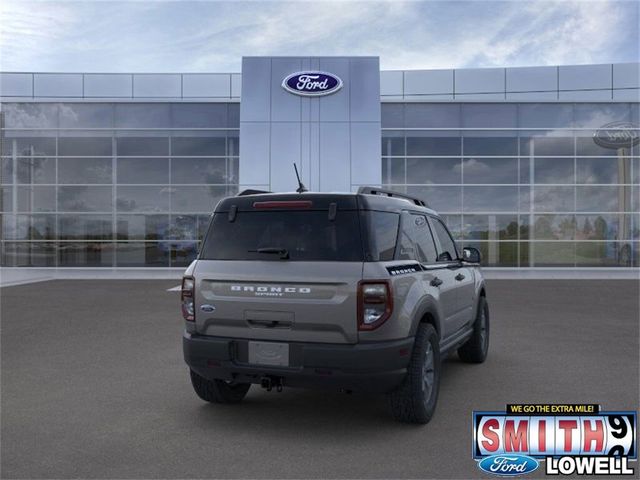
[{"xmin": 0, "ymin": 0, "xmax": 638, "ymax": 73}]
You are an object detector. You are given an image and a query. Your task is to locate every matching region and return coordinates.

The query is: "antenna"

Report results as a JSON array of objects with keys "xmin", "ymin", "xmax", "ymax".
[{"xmin": 293, "ymin": 163, "xmax": 308, "ymax": 193}]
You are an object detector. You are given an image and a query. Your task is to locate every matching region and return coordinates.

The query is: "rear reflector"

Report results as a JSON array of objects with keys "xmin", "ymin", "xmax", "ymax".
[{"xmin": 253, "ymin": 200, "xmax": 313, "ymax": 209}]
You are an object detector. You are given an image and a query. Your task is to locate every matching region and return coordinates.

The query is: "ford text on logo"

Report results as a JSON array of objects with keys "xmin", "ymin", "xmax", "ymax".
[
  {"xmin": 593, "ymin": 122, "xmax": 640, "ymax": 149},
  {"xmin": 282, "ymin": 71, "xmax": 343, "ymax": 97},
  {"xmin": 478, "ymin": 455, "xmax": 539, "ymax": 476}
]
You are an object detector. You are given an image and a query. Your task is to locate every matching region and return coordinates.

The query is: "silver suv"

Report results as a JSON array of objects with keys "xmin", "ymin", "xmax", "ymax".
[{"xmin": 181, "ymin": 187, "xmax": 489, "ymax": 424}]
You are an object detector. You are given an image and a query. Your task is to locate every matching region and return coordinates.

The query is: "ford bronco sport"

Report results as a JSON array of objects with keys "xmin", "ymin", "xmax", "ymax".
[{"xmin": 182, "ymin": 187, "xmax": 489, "ymax": 424}]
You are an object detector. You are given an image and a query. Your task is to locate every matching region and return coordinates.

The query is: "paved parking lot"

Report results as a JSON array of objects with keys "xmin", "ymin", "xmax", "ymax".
[{"xmin": 1, "ymin": 279, "xmax": 638, "ymax": 479}]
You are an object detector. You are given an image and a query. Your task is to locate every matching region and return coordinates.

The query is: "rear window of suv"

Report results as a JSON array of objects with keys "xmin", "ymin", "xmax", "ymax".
[{"xmin": 200, "ymin": 210, "xmax": 364, "ymax": 261}]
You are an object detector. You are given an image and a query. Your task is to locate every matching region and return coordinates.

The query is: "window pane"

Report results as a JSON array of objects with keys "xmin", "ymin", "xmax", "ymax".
[
  {"xmin": 166, "ymin": 215, "xmax": 198, "ymax": 240},
  {"xmin": 533, "ymin": 215, "xmax": 576, "ymax": 240},
  {"xmin": 534, "ymin": 158, "xmax": 575, "ymax": 184},
  {"xmin": 381, "ymin": 103, "xmax": 404, "ymax": 128},
  {"xmin": 171, "ymin": 104, "xmax": 227, "ymax": 128},
  {"xmin": 406, "ymin": 135, "xmax": 460, "ymax": 156},
  {"xmin": 576, "ymin": 157, "xmax": 629, "ymax": 184},
  {"xmin": 171, "ymin": 136, "xmax": 226, "ymax": 156},
  {"xmin": 406, "ymin": 186, "xmax": 461, "ymax": 212},
  {"xmin": 58, "ymin": 186, "xmax": 112, "ymax": 212},
  {"xmin": 382, "ymin": 158, "xmax": 405, "ymax": 184},
  {"xmin": 1, "ymin": 242, "xmax": 57, "ymax": 266},
  {"xmin": 576, "ymin": 186, "xmax": 627, "ymax": 212},
  {"xmin": 364, "ymin": 211, "xmax": 399, "ymax": 261},
  {"xmin": 529, "ymin": 242, "xmax": 575, "ymax": 266},
  {"xmin": 169, "ymin": 241, "xmax": 199, "ymax": 267},
  {"xmin": 59, "ymin": 158, "xmax": 112, "ymax": 184},
  {"xmin": 405, "ymin": 104, "xmax": 460, "ymax": 128},
  {"xmin": 58, "ymin": 137, "xmax": 112, "ymax": 156},
  {"xmin": 1, "ymin": 186, "xmax": 12, "ymax": 211},
  {"xmin": 17, "ymin": 186, "xmax": 56, "ymax": 212},
  {"xmin": 171, "ymin": 186, "xmax": 227, "ymax": 212},
  {"xmin": 463, "ymin": 137, "xmax": 518, "ymax": 156},
  {"xmin": 407, "ymin": 158, "xmax": 461, "ymax": 184},
  {"xmin": 3, "ymin": 136, "xmax": 56, "ymax": 156},
  {"xmin": 576, "ymin": 214, "xmax": 633, "ymax": 241},
  {"xmin": 441, "ymin": 214, "xmax": 463, "ymax": 240},
  {"xmin": 116, "ymin": 137, "xmax": 168, "ymax": 156},
  {"xmin": 114, "ymin": 104, "xmax": 171, "ymax": 128},
  {"xmin": 533, "ymin": 186, "xmax": 575, "ymax": 212},
  {"xmin": 1, "ymin": 214, "xmax": 56, "ymax": 240},
  {"xmin": 116, "ymin": 214, "xmax": 169, "ymax": 241},
  {"xmin": 463, "ymin": 215, "xmax": 518, "ymax": 240},
  {"xmin": 228, "ymin": 104, "xmax": 240, "ymax": 127},
  {"xmin": 463, "ymin": 187, "xmax": 519, "ymax": 212},
  {"xmin": 381, "ymin": 133, "xmax": 404, "ymax": 156},
  {"xmin": 463, "ymin": 158, "xmax": 518, "ymax": 184},
  {"xmin": 3, "ymin": 104, "xmax": 58, "ymax": 128},
  {"xmin": 576, "ymin": 136, "xmax": 619, "ymax": 156},
  {"xmin": 58, "ymin": 242, "xmax": 114, "ymax": 266},
  {"xmin": 59, "ymin": 104, "xmax": 113, "ymax": 128},
  {"xmin": 461, "ymin": 105, "xmax": 517, "ymax": 128},
  {"xmin": 59, "ymin": 214, "xmax": 112, "ymax": 240},
  {"xmin": 115, "ymin": 242, "xmax": 170, "ymax": 267},
  {"xmin": 116, "ymin": 186, "xmax": 170, "ymax": 212},
  {"xmin": 171, "ymin": 158, "xmax": 228, "ymax": 184},
  {"xmin": 573, "ymin": 104, "xmax": 630, "ymax": 128},
  {"xmin": 464, "ymin": 241, "xmax": 518, "ymax": 267},
  {"xmin": 575, "ymin": 242, "xmax": 631, "ymax": 267},
  {"xmin": 1, "ymin": 158, "xmax": 12, "ymax": 184},
  {"xmin": 525, "ymin": 136, "xmax": 574, "ymax": 156},
  {"xmin": 17, "ymin": 157, "xmax": 56, "ymax": 184},
  {"xmin": 116, "ymin": 158, "xmax": 169, "ymax": 184},
  {"xmin": 518, "ymin": 104, "xmax": 573, "ymax": 128}
]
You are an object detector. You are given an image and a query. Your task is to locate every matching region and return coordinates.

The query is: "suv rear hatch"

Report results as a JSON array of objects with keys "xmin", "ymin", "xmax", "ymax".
[{"xmin": 193, "ymin": 195, "xmax": 364, "ymax": 344}]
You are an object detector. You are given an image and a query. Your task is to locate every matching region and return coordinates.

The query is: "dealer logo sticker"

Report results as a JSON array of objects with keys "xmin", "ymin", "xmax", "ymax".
[
  {"xmin": 472, "ymin": 404, "xmax": 637, "ymax": 476},
  {"xmin": 282, "ymin": 71, "xmax": 343, "ymax": 97}
]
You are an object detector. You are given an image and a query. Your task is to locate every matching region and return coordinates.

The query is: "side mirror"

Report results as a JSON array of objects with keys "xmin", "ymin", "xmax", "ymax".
[{"xmin": 462, "ymin": 247, "xmax": 481, "ymax": 264}]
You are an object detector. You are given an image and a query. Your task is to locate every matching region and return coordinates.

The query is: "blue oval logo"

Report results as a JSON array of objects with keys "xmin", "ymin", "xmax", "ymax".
[
  {"xmin": 478, "ymin": 455, "xmax": 539, "ymax": 476},
  {"xmin": 200, "ymin": 304, "xmax": 215, "ymax": 313},
  {"xmin": 282, "ymin": 71, "xmax": 343, "ymax": 97}
]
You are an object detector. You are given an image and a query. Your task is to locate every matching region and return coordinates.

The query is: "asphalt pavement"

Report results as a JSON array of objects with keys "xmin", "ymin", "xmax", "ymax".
[{"xmin": 1, "ymin": 279, "xmax": 638, "ymax": 479}]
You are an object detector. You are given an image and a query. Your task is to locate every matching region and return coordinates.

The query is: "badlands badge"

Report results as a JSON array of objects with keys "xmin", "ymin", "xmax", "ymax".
[{"xmin": 472, "ymin": 405, "xmax": 637, "ymax": 476}]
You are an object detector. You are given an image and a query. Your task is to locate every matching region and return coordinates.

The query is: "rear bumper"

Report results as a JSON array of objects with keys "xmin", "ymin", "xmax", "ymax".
[{"xmin": 183, "ymin": 332, "xmax": 414, "ymax": 393}]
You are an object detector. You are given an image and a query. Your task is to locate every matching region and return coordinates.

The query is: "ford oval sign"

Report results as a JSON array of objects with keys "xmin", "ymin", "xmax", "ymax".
[
  {"xmin": 282, "ymin": 71, "xmax": 343, "ymax": 97},
  {"xmin": 478, "ymin": 455, "xmax": 539, "ymax": 476},
  {"xmin": 593, "ymin": 121, "xmax": 639, "ymax": 149}
]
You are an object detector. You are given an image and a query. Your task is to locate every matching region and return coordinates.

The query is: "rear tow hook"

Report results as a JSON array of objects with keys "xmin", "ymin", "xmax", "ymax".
[{"xmin": 260, "ymin": 376, "xmax": 284, "ymax": 392}]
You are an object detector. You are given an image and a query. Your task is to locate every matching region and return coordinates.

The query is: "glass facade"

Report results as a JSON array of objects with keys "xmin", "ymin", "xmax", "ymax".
[
  {"xmin": 382, "ymin": 103, "xmax": 640, "ymax": 267},
  {"xmin": 0, "ymin": 103, "xmax": 239, "ymax": 267},
  {"xmin": 1, "ymin": 101, "xmax": 638, "ymax": 268}
]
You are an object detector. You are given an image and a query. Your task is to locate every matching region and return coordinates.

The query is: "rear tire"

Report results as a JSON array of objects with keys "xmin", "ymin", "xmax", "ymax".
[
  {"xmin": 458, "ymin": 296, "xmax": 489, "ymax": 363},
  {"xmin": 189, "ymin": 369, "xmax": 251, "ymax": 404},
  {"xmin": 388, "ymin": 323, "xmax": 441, "ymax": 424}
]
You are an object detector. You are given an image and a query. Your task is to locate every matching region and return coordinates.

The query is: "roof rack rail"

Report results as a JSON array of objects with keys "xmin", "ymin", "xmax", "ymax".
[
  {"xmin": 237, "ymin": 189, "xmax": 271, "ymax": 196},
  {"xmin": 357, "ymin": 186, "xmax": 428, "ymax": 207}
]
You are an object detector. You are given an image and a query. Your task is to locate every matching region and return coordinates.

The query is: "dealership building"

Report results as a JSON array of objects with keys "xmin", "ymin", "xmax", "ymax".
[{"xmin": 0, "ymin": 57, "xmax": 639, "ymax": 274}]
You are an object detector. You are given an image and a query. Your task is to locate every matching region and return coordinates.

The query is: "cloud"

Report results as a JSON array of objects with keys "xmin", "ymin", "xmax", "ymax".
[{"xmin": 0, "ymin": 0, "xmax": 637, "ymax": 72}]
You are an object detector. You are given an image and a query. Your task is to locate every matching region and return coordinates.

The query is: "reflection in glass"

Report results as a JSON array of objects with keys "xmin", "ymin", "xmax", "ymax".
[
  {"xmin": 116, "ymin": 137, "xmax": 168, "ymax": 156},
  {"xmin": 576, "ymin": 157, "xmax": 630, "ymax": 184},
  {"xmin": 407, "ymin": 158, "xmax": 461, "ymax": 184},
  {"xmin": 1, "ymin": 242, "xmax": 57, "ymax": 266},
  {"xmin": 1, "ymin": 158, "xmax": 12, "ymax": 184},
  {"xmin": 529, "ymin": 242, "xmax": 575, "ymax": 267},
  {"xmin": 533, "ymin": 186, "xmax": 575, "ymax": 212},
  {"xmin": 171, "ymin": 186, "xmax": 227, "ymax": 212},
  {"xmin": 115, "ymin": 242, "xmax": 169, "ymax": 267},
  {"xmin": 58, "ymin": 137, "xmax": 112, "ymax": 156},
  {"xmin": 1, "ymin": 214, "xmax": 56, "ymax": 240},
  {"xmin": 17, "ymin": 157, "xmax": 56, "ymax": 184},
  {"xmin": 58, "ymin": 186, "xmax": 112, "ymax": 212},
  {"xmin": 575, "ymin": 242, "xmax": 632, "ymax": 267},
  {"xmin": 382, "ymin": 158, "xmax": 405, "ymax": 184},
  {"xmin": 171, "ymin": 136, "xmax": 226, "ymax": 156},
  {"xmin": 404, "ymin": 104, "xmax": 461, "ymax": 128},
  {"xmin": 59, "ymin": 104, "xmax": 114, "ymax": 128},
  {"xmin": 533, "ymin": 215, "xmax": 575, "ymax": 240},
  {"xmin": 58, "ymin": 242, "xmax": 114, "ymax": 266},
  {"xmin": 381, "ymin": 134, "xmax": 404, "ymax": 156},
  {"xmin": 381, "ymin": 103, "xmax": 404, "ymax": 128},
  {"xmin": 2, "ymin": 137, "xmax": 56, "ymax": 156},
  {"xmin": 463, "ymin": 187, "xmax": 519, "ymax": 212},
  {"xmin": 171, "ymin": 104, "xmax": 228, "ymax": 128},
  {"xmin": 463, "ymin": 137, "xmax": 518, "ymax": 156},
  {"xmin": 463, "ymin": 241, "xmax": 518, "ymax": 267},
  {"xmin": 575, "ymin": 214, "xmax": 632, "ymax": 241},
  {"xmin": 116, "ymin": 186, "xmax": 170, "ymax": 212},
  {"xmin": 463, "ymin": 215, "xmax": 518, "ymax": 240},
  {"xmin": 576, "ymin": 186, "xmax": 627, "ymax": 212},
  {"xmin": 114, "ymin": 104, "xmax": 171, "ymax": 128},
  {"xmin": 405, "ymin": 185, "xmax": 462, "ymax": 212},
  {"xmin": 59, "ymin": 214, "xmax": 112, "ymax": 240},
  {"xmin": 171, "ymin": 158, "xmax": 227, "ymax": 184},
  {"xmin": 462, "ymin": 158, "xmax": 518, "ymax": 184},
  {"xmin": 406, "ymin": 136, "xmax": 460, "ymax": 156},
  {"xmin": 533, "ymin": 158, "xmax": 574, "ymax": 184},
  {"xmin": 116, "ymin": 215, "xmax": 169, "ymax": 241},
  {"xmin": 3, "ymin": 104, "xmax": 59, "ymax": 128},
  {"xmin": 17, "ymin": 186, "xmax": 56, "ymax": 212},
  {"xmin": 58, "ymin": 158, "xmax": 112, "ymax": 184},
  {"xmin": 116, "ymin": 158, "xmax": 169, "ymax": 184}
]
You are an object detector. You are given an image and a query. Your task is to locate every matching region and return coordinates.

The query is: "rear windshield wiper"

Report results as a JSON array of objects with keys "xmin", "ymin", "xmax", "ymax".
[{"xmin": 248, "ymin": 247, "xmax": 290, "ymax": 260}]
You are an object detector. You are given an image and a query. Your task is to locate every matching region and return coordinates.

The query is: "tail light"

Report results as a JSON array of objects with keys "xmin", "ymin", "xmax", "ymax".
[
  {"xmin": 358, "ymin": 280, "xmax": 393, "ymax": 330},
  {"xmin": 181, "ymin": 276, "xmax": 195, "ymax": 321}
]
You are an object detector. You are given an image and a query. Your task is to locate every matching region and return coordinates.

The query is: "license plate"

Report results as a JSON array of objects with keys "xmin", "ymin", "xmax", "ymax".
[{"xmin": 248, "ymin": 341, "xmax": 289, "ymax": 367}]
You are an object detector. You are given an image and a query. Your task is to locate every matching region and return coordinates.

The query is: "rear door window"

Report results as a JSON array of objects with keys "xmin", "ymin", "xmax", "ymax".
[
  {"xmin": 200, "ymin": 210, "xmax": 363, "ymax": 261},
  {"xmin": 362, "ymin": 211, "xmax": 399, "ymax": 261},
  {"xmin": 397, "ymin": 213, "xmax": 438, "ymax": 263}
]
